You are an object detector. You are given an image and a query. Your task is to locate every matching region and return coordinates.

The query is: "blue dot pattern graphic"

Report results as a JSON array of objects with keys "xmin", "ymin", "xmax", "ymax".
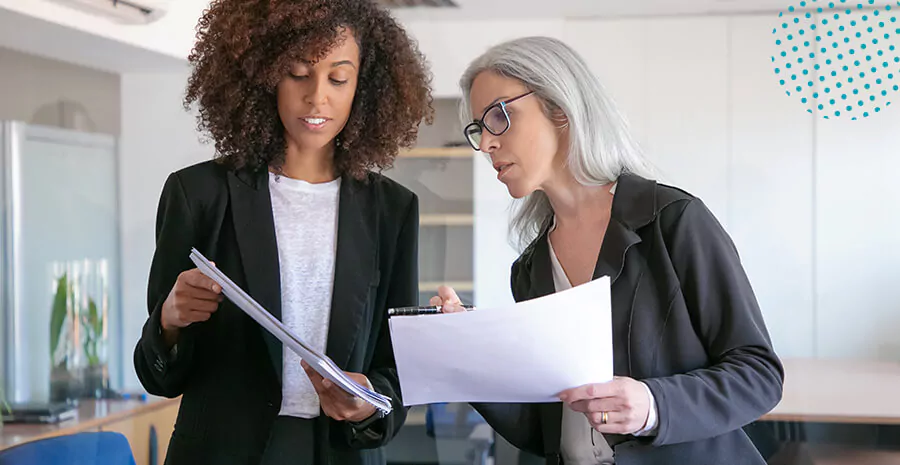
[{"xmin": 774, "ymin": 1, "xmax": 900, "ymax": 119}]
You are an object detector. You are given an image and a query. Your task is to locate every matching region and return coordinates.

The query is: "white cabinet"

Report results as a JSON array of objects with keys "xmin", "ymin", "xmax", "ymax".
[{"xmin": 384, "ymin": 98, "xmax": 477, "ymax": 306}]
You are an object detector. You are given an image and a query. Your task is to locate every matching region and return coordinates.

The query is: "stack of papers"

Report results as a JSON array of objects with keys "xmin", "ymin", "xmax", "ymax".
[
  {"xmin": 389, "ymin": 277, "xmax": 613, "ymax": 406},
  {"xmin": 189, "ymin": 248, "xmax": 393, "ymax": 415}
]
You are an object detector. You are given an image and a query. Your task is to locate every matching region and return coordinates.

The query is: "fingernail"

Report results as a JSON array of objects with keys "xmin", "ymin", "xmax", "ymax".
[
  {"xmin": 323, "ymin": 379, "xmax": 331, "ymax": 388},
  {"xmin": 212, "ymin": 285, "xmax": 221, "ymax": 293}
]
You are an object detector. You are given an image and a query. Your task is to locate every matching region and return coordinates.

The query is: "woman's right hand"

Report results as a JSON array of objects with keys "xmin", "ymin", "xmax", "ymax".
[
  {"xmin": 161, "ymin": 267, "xmax": 223, "ymax": 334},
  {"xmin": 429, "ymin": 286, "xmax": 467, "ymax": 313}
]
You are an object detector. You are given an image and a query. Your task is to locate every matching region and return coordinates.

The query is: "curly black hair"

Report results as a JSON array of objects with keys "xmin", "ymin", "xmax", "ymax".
[{"xmin": 184, "ymin": 0, "xmax": 434, "ymax": 179}]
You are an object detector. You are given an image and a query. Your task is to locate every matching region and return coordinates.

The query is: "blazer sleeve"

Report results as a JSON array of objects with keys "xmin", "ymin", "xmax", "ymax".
[
  {"xmin": 341, "ymin": 194, "xmax": 418, "ymax": 449},
  {"xmin": 642, "ymin": 198, "xmax": 784, "ymax": 447},
  {"xmin": 470, "ymin": 259, "xmax": 545, "ymax": 458},
  {"xmin": 133, "ymin": 172, "xmax": 201, "ymax": 398}
]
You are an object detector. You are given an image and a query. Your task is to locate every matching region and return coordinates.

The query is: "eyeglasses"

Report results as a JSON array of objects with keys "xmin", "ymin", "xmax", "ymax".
[{"xmin": 463, "ymin": 91, "xmax": 535, "ymax": 151}]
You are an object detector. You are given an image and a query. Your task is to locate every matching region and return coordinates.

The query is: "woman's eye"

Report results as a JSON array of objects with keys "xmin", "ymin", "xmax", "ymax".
[{"xmin": 330, "ymin": 78, "xmax": 349, "ymax": 85}]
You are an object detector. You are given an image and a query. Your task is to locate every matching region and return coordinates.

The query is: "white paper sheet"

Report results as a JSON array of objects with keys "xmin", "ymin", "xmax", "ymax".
[
  {"xmin": 189, "ymin": 248, "xmax": 393, "ymax": 414},
  {"xmin": 389, "ymin": 276, "xmax": 613, "ymax": 406}
]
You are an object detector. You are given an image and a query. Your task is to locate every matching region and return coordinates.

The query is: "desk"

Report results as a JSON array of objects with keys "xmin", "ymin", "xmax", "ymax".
[
  {"xmin": 0, "ymin": 397, "xmax": 180, "ymax": 465},
  {"xmin": 761, "ymin": 359, "xmax": 900, "ymax": 465},
  {"xmin": 763, "ymin": 358, "xmax": 900, "ymax": 425}
]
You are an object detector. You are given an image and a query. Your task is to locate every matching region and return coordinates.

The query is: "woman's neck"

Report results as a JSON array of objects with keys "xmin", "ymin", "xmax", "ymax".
[
  {"xmin": 542, "ymin": 170, "xmax": 614, "ymax": 228},
  {"xmin": 277, "ymin": 140, "xmax": 337, "ymax": 183}
]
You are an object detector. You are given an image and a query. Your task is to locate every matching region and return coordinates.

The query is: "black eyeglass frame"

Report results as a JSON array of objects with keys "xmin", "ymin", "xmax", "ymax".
[{"xmin": 463, "ymin": 91, "xmax": 535, "ymax": 151}]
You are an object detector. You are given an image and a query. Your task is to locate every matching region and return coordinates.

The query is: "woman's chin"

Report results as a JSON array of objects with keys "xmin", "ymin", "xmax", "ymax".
[
  {"xmin": 504, "ymin": 181, "xmax": 532, "ymax": 200},
  {"xmin": 286, "ymin": 129, "xmax": 338, "ymax": 153}
]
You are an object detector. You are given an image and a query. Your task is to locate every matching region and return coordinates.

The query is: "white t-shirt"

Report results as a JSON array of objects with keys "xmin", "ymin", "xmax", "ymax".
[{"xmin": 268, "ymin": 172, "xmax": 341, "ymax": 418}]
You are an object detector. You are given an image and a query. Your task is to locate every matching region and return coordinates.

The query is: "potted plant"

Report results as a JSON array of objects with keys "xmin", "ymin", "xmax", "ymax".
[
  {"xmin": 49, "ymin": 263, "xmax": 111, "ymax": 402},
  {"xmin": 50, "ymin": 272, "xmax": 77, "ymax": 402}
]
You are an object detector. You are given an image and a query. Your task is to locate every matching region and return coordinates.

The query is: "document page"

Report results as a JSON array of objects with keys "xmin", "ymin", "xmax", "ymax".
[
  {"xmin": 389, "ymin": 277, "xmax": 613, "ymax": 406},
  {"xmin": 189, "ymin": 248, "xmax": 393, "ymax": 414}
]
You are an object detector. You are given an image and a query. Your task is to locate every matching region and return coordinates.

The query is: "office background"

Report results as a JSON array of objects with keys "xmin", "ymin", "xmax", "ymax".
[{"xmin": 1, "ymin": 0, "xmax": 900, "ymax": 464}]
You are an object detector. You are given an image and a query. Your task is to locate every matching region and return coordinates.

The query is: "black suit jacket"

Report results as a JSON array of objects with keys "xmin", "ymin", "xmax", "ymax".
[
  {"xmin": 474, "ymin": 174, "xmax": 784, "ymax": 465},
  {"xmin": 133, "ymin": 160, "xmax": 418, "ymax": 465}
]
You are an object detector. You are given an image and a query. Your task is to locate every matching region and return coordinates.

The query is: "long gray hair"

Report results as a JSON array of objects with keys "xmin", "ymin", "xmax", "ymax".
[{"xmin": 459, "ymin": 36, "xmax": 653, "ymax": 251}]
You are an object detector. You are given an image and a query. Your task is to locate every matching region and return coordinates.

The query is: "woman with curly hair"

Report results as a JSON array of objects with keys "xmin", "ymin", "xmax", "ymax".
[{"xmin": 133, "ymin": 1, "xmax": 432, "ymax": 464}]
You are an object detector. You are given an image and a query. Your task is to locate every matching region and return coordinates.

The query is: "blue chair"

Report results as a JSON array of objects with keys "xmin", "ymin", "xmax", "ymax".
[{"xmin": 0, "ymin": 432, "xmax": 135, "ymax": 465}]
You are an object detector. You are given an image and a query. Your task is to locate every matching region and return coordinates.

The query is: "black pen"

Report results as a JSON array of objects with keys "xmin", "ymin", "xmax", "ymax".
[{"xmin": 387, "ymin": 305, "xmax": 475, "ymax": 316}]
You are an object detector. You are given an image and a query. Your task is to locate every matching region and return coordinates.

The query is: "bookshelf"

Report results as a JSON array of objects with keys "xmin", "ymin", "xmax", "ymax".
[
  {"xmin": 399, "ymin": 147, "xmax": 473, "ymax": 159},
  {"xmin": 419, "ymin": 214, "xmax": 474, "ymax": 226},
  {"xmin": 385, "ymin": 98, "xmax": 476, "ymax": 306}
]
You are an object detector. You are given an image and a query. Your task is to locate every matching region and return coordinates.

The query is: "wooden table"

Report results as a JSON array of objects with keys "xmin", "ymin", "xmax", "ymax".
[
  {"xmin": 761, "ymin": 359, "xmax": 900, "ymax": 464},
  {"xmin": 762, "ymin": 358, "xmax": 900, "ymax": 424},
  {"xmin": 0, "ymin": 397, "xmax": 180, "ymax": 465}
]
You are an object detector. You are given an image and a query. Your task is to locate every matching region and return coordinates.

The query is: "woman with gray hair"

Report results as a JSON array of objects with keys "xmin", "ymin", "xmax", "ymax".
[{"xmin": 432, "ymin": 36, "xmax": 784, "ymax": 464}]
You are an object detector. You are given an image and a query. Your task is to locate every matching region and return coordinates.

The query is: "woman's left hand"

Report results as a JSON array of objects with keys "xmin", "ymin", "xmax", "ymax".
[
  {"xmin": 559, "ymin": 377, "xmax": 651, "ymax": 434},
  {"xmin": 302, "ymin": 361, "xmax": 377, "ymax": 423}
]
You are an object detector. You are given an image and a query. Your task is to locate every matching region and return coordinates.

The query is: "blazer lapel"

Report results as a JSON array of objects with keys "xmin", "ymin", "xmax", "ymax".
[
  {"xmin": 592, "ymin": 218, "xmax": 641, "ymax": 283},
  {"xmin": 227, "ymin": 169, "xmax": 284, "ymax": 381},
  {"xmin": 595, "ymin": 176, "xmax": 654, "ymax": 380},
  {"xmin": 593, "ymin": 173, "xmax": 658, "ymax": 284},
  {"xmin": 325, "ymin": 175, "xmax": 378, "ymax": 369}
]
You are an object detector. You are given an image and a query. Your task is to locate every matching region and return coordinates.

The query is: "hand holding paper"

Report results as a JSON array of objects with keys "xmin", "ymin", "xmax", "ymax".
[
  {"xmin": 560, "ymin": 376, "xmax": 653, "ymax": 434},
  {"xmin": 189, "ymin": 248, "xmax": 393, "ymax": 415},
  {"xmin": 390, "ymin": 277, "xmax": 613, "ymax": 406},
  {"xmin": 301, "ymin": 361, "xmax": 378, "ymax": 422}
]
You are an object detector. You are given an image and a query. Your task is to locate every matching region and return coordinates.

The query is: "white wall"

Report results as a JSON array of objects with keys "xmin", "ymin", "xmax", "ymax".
[
  {"xmin": 119, "ymin": 69, "xmax": 213, "ymax": 389},
  {"xmin": 405, "ymin": 20, "xmax": 565, "ymax": 98},
  {"xmin": 815, "ymin": 111, "xmax": 900, "ymax": 361},
  {"xmin": 0, "ymin": 0, "xmax": 207, "ymax": 61},
  {"xmin": 0, "ymin": 46, "xmax": 120, "ymax": 135},
  {"xmin": 567, "ymin": 18, "xmax": 731, "ymax": 224},
  {"xmin": 727, "ymin": 16, "xmax": 816, "ymax": 358}
]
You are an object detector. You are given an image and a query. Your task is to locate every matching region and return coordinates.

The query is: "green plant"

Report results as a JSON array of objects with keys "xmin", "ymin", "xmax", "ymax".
[
  {"xmin": 50, "ymin": 273, "xmax": 68, "ymax": 368},
  {"xmin": 50, "ymin": 272, "xmax": 104, "ymax": 369},
  {"xmin": 80, "ymin": 297, "xmax": 103, "ymax": 367},
  {"xmin": 0, "ymin": 384, "xmax": 10, "ymax": 416}
]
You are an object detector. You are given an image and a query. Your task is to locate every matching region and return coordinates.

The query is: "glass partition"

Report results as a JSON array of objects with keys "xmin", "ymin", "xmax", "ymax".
[{"xmin": 1, "ymin": 122, "xmax": 121, "ymax": 403}]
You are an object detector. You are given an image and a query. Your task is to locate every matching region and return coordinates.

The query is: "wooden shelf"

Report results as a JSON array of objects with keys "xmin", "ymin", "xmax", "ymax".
[
  {"xmin": 419, "ymin": 281, "xmax": 474, "ymax": 292},
  {"xmin": 399, "ymin": 147, "xmax": 473, "ymax": 159},
  {"xmin": 420, "ymin": 214, "xmax": 473, "ymax": 226}
]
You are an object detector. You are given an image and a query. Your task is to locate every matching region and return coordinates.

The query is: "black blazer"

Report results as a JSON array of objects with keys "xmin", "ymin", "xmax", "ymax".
[
  {"xmin": 133, "ymin": 161, "xmax": 418, "ymax": 465},
  {"xmin": 474, "ymin": 174, "xmax": 784, "ymax": 465}
]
